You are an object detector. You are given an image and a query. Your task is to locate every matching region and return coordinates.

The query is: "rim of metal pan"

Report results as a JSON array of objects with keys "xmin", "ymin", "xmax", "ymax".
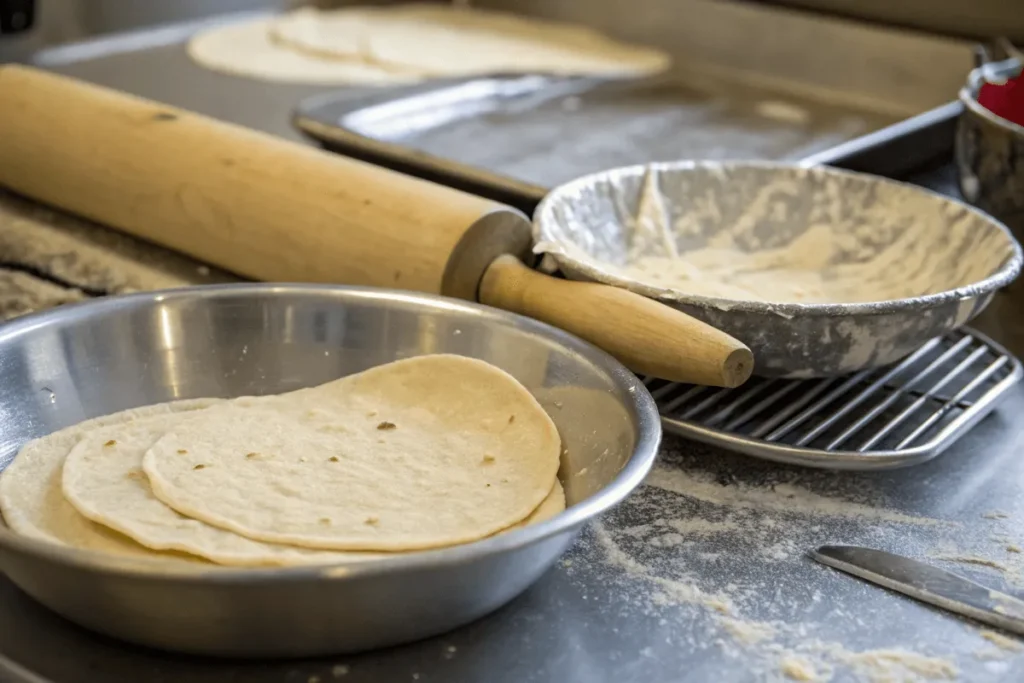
[
  {"xmin": 0, "ymin": 283, "xmax": 661, "ymax": 583},
  {"xmin": 534, "ymin": 160, "xmax": 1024, "ymax": 318}
]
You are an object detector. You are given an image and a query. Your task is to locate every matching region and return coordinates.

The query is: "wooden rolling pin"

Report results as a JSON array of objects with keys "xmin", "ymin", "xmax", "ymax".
[{"xmin": 0, "ymin": 65, "xmax": 752, "ymax": 387}]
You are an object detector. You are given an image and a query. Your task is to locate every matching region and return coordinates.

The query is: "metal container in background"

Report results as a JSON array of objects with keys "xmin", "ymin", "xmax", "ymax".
[
  {"xmin": 0, "ymin": 285, "xmax": 660, "ymax": 657},
  {"xmin": 956, "ymin": 56, "xmax": 1024, "ymax": 242}
]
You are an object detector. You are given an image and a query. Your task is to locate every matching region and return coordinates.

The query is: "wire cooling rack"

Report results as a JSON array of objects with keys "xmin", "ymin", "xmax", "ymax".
[{"xmin": 645, "ymin": 328, "xmax": 1021, "ymax": 469}]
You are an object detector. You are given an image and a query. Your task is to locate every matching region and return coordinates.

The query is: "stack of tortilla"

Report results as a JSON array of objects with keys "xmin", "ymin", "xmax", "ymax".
[
  {"xmin": 0, "ymin": 355, "xmax": 565, "ymax": 567},
  {"xmin": 188, "ymin": 4, "xmax": 670, "ymax": 85}
]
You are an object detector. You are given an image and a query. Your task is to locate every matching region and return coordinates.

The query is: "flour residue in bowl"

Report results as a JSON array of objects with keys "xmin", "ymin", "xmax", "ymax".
[
  {"xmin": 626, "ymin": 226, "xmax": 839, "ymax": 303},
  {"xmin": 607, "ymin": 166, "xmax": 1013, "ymax": 305}
]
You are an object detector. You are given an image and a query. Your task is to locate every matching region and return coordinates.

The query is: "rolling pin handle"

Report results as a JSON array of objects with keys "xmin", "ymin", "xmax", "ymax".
[{"xmin": 478, "ymin": 255, "xmax": 753, "ymax": 387}]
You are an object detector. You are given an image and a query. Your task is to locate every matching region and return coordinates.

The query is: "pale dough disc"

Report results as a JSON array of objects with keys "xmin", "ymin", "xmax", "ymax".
[
  {"xmin": 522, "ymin": 479, "xmax": 566, "ymax": 526},
  {"xmin": 61, "ymin": 411, "xmax": 565, "ymax": 566},
  {"xmin": 0, "ymin": 400, "xmax": 221, "ymax": 565},
  {"xmin": 143, "ymin": 355, "xmax": 561, "ymax": 551},
  {"xmin": 187, "ymin": 16, "xmax": 424, "ymax": 85},
  {"xmin": 270, "ymin": 5, "xmax": 670, "ymax": 78},
  {"xmin": 61, "ymin": 415, "xmax": 382, "ymax": 567}
]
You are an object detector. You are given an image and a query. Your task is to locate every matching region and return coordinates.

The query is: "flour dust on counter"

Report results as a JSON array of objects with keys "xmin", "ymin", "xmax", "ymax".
[
  {"xmin": 929, "ymin": 519, "xmax": 1024, "ymax": 590},
  {"xmin": 0, "ymin": 268, "xmax": 85, "ymax": 321},
  {"xmin": 556, "ymin": 436, "xmax": 1024, "ymax": 682},
  {"xmin": 0, "ymin": 189, "xmax": 231, "ymax": 313}
]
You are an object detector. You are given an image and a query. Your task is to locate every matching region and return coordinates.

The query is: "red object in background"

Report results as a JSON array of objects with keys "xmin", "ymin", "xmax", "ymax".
[{"xmin": 977, "ymin": 69, "xmax": 1024, "ymax": 127}]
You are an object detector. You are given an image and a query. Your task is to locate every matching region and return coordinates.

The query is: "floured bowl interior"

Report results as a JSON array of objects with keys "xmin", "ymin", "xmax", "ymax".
[{"xmin": 534, "ymin": 162, "xmax": 1022, "ymax": 377}]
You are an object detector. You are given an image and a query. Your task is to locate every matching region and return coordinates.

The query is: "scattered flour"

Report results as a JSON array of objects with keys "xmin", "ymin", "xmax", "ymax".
[
  {"xmin": 779, "ymin": 656, "xmax": 817, "ymax": 681},
  {"xmin": 980, "ymin": 630, "xmax": 1023, "ymax": 652},
  {"xmin": 722, "ymin": 617, "xmax": 776, "ymax": 644},
  {"xmin": 932, "ymin": 554, "xmax": 1012, "ymax": 574},
  {"xmin": 665, "ymin": 517, "xmax": 741, "ymax": 536},
  {"xmin": 574, "ymin": 441, "xmax": 1017, "ymax": 681},
  {"xmin": 645, "ymin": 464, "xmax": 945, "ymax": 526},
  {"xmin": 0, "ymin": 190, "xmax": 222, "ymax": 295},
  {"xmin": 597, "ymin": 524, "xmax": 736, "ymax": 616},
  {"xmin": 831, "ymin": 647, "xmax": 958, "ymax": 681},
  {"xmin": 592, "ymin": 518, "xmax": 963, "ymax": 681},
  {"xmin": 930, "ymin": 533, "xmax": 1024, "ymax": 588},
  {"xmin": 648, "ymin": 532, "xmax": 686, "ymax": 548}
]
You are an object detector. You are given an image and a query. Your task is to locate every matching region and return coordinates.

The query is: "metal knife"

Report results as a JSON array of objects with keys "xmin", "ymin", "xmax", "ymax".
[{"xmin": 811, "ymin": 545, "xmax": 1024, "ymax": 636}]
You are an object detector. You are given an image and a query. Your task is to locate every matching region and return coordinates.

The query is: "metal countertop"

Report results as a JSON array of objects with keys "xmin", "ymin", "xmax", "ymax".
[{"xmin": 1, "ymin": 22, "xmax": 1024, "ymax": 683}]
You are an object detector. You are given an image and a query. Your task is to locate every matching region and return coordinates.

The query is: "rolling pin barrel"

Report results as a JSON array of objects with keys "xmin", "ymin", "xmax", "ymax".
[
  {"xmin": 0, "ymin": 65, "xmax": 753, "ymax": 387},
  {"xmin": 0, "ymin": 64, "xmax": 532, "ymax": 301}
]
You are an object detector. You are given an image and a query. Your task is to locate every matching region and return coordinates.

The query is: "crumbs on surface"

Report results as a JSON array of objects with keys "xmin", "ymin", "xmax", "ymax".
[
  {"xmin": 328, "ymin": 456, "xmax": 340, "ymax": 462},
  {"xmin": 192, "ymin": 464, "xmax": 207, "ymax": 471},
  {"xmin": 980, "ymin": 630, "xmax": 1023, "ymax": 651},
  {"xmin": 177, "ymin": 449, "xmax": 188, "ymax": 454},
  {"xmin": 377, "ymin": 421, "xmax": 396, "ymax": 431},
  {"xmin": 245, "ymin": 452, "xmax": 259, "ymax": 459},
  {"xmin": 780, "ymin": 657, "xmax": 817, "ymax": 681},
  {"xmin": 103, "ymin": 439, "xmax": 117, "ymax": 447},
  {"xmin": 365, "ymin": 516, "xmax": 379, "ymax": 526},
  {"xmin": 482, "ymin": 454, "xmax": 496, "ymax": 464}
]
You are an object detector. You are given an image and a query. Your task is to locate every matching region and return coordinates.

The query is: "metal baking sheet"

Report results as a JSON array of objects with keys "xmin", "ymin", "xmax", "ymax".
[
  {"xmin": 293, "ymin": 0, "xmax": 975, "ymax": 211},
  {"xmin": 296, "ymin": 74, "xmax": 903, "ymax": 211}
]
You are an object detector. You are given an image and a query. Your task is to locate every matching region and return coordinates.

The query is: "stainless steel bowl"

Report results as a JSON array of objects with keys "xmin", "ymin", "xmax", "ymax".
[
  {"xmin": 534, "ymin": 161, "xmax": 1023, "ymax": 378},
  {"xmin": 0, "ymin": 284, "xmax": 660, "ymax": 658}
]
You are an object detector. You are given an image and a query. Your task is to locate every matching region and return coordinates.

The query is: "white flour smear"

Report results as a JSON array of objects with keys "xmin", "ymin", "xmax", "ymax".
[
  {"xmin": 567, "ymin": 440, "xmax": 1022, "ymax": 681},
  {"xmin": 644, "ymin": 464, "xmax": 946, "ymax": 527}
]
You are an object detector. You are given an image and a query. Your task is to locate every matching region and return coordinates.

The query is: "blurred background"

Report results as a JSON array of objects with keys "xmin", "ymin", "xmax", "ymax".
[{"xmin": 2, "ymin": 0, "xmax": 1023, "ymax": 60}]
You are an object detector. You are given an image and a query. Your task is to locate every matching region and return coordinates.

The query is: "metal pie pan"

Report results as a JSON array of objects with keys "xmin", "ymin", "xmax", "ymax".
[
  {"xmin": 534, "ymin": 161, "xmax": 1023, "ymax": 378},
  {"xmin": 0, "ymin": 284, "xmax": 660, "ymax": 658}
]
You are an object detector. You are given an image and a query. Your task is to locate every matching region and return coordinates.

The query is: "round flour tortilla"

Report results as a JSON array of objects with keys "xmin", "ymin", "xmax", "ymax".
[
  {"xmin": 269, "ymin": 5, "xmax": 670, "ymax": 78},
  {"xmin": 523, "ymin": 480, "xmax": 565, "ymax": 526},
  {"xmin": 62, "ymin": 412, "xmax": 565, "ymax": 566},
  {"xmin": 0, "ymin": 400, "xmax": 221, "ymax": 565},
  {"xmin": 187, "ymin": 17, "xmax": 423, "ymax": 85},
  {"xmin": 61, "ymin": 415, "xmax": 383, "ymax": 567},
  {"xmin": 143, "ymin": 355, "xmax": 561, "ymax": 551}
]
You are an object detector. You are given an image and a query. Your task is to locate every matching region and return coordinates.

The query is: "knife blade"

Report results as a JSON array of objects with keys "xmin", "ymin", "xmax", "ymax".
[{"xmin": 811, "ymin": 545, "xmax": 1024, "ymax": 636}]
